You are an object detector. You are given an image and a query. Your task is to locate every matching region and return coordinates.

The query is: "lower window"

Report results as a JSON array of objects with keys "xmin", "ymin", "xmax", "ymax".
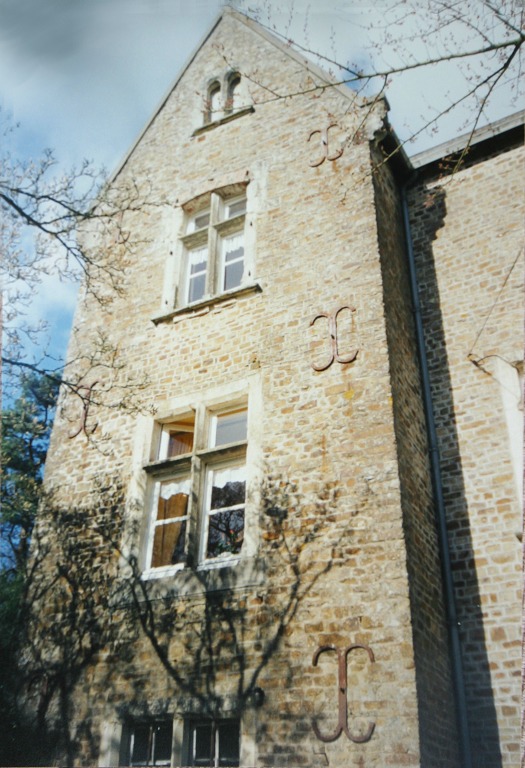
[
  {"xmin": 201, "ymin": 460, "xmax": 246, "ymax": 561},
  {"xmin": 189, "ymin": 719, "xmax": 240, "ymax": 767},
  {"xmin": 144, "ymin": 401, "xmax": 249, "ymax": 575},
  {"xmin": 125, "ymin": 720, "xmax": 172, "ymax": 766}
]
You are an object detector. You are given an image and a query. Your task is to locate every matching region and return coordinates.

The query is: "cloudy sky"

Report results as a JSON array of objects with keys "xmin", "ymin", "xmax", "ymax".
[{"xmin": 1, "ymin": 0, "xmax": 522, "ymax": 370}]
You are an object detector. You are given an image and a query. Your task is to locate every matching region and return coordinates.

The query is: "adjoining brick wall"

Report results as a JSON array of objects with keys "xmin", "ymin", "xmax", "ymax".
[
  {"xmin": 407, "ymin": 136, "xmax": 524, "ymax": 767},
  {"xmin": 371, "ymin": 145, "xmax": 462, "ymax": 768}
]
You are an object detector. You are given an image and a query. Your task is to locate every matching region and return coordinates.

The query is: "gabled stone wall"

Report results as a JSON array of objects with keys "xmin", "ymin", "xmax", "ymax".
[
  {"xmin": 25, "ymin": 9, "xmax": 522, "ymax": 768},
  {"xmin": 35, "ymin": 11, "xmax": 429, "ymax": 766}
]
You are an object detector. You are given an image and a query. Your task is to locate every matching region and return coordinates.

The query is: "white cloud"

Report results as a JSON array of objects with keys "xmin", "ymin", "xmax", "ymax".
[{"xmin": 0, "ymin": 0, "xmax": 224, "ymax": 169}]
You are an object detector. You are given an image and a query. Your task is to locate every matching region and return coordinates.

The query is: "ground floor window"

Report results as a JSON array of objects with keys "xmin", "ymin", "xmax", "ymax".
[
  {"xmin": 125, "ymin": 720, "xmax": 172, "ymax": 766},
  {"xmin": 116, "ymin": 713, "xmax": 245, "ymax": 767},
  {"xmin": 189, "ymin": 718, "xmax": 240, "ymax": 767}
]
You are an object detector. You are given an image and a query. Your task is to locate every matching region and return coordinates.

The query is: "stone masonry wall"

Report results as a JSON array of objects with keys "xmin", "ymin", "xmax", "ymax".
[
  {"xmin": 26, "ymin": 10, "xmax": 493, "ymax": 768},
  {"xmin": 407, "ymin": 137, "xmax": 524, "ymax": 767}
]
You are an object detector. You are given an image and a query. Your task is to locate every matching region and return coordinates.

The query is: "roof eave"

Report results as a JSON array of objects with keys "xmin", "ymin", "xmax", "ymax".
[{"xmin": 410, "ymin": 109, "xmax": 525, "ymax": 172}]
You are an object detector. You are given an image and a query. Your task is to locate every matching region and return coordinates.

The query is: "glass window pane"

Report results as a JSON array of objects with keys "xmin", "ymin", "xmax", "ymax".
[
  {"xmin": 207, "ymin": 509, "xmax": 244, "ymax": 559},
  {"xmin": 224, "ymin": 261, "xmax": 244, "ymax": 291},
  {"xmin": 226, "ymin": 198, "xmax": 246, "ymax": 218},
  {"xmin": 152, "ymin": 520, "xmax": 187, "ymax": 567},
  {"xmin": 193, "ymin": 211, "xmax": 210, "ymax": 231},
  {"xmin": 218, "ymin": 721, "xmax": 240, "ymax": 766},
  {"xmin": 210, "ymin": 465, "xmax": 246, "ymax": 510},
  {"xmin": 224, "ymin": 245, "xmax": 244, "ymax": 264},
  {"xmin": 193, "ymin": 722, "xmax": 213, "ymax": 765},
  {"xmin": 222, "ymin": 232, "xmax": 243, "ymax": 259},
  {"xmin": 167, "ymin": 430, "xmax": 194, "ymax": 457},
  {"xmin": 151, "ymin": 478, "xmax": 189, "ymax": 568},
  {"xmin": 187, "ymin": 210, "xmax": 211, "ymax": 233},
  {"xmin": 187, "ymin": 247, "xmax": 208, "ymax": 303},
  {"xmin": 208, "ymin": 84, "xmax": 221, "ymax": 121},
  {"xmin": 188, "ymin": 273, "xmax": 206, "ymax": 303},
  {"xmin": 222, "ymin": 234, "xmax": 244, "ymax": 291},
  {"xmin": 226, "ymin": 76, "xmax": 241, "ymax": 114},
  {"xmin": 213, "ymin": 409, "xmax": 247, "ymax": 447},
  {"xmin": 153, "ymin": 723, "xmax": 172, "ymax": 765},
  {"xmin": 157, "ymin": 479, "xmax": 190, "ymax": 520},
  {"xmin": 189, "ymin": 248, "xmax": 208, "ymax": 274},
  {"xmin": 130, "ymin": 724, "xmax": 150, "ymax": 765},
  {"xmin": 159, "ymin": 414, "xmax": 195, "ymax": 459},
  {"xmin": 206, "ymin": 464, "xmax": 246, "ymax": 560}
]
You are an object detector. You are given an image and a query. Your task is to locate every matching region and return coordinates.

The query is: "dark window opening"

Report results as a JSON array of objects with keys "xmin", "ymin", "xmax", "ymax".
[
  {"xmin": 126, "ymin": 721, "xmax": 172, "ymax": 766},
  {"xmin": 189, "ymin": 719, "xmax": 240, "ymax": 767}
]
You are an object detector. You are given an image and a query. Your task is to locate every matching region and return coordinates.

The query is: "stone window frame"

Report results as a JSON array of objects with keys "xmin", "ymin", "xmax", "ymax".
[
  {"xmin": 141, "ymin": 384, "xmax": 259, "ymax": 581},
  {"xmin": 154, "ymin": 181, "xmax": 261, "ymax": 324},
  {"xmin": 118, "ymin": 715, "xmax": 240, "ymax": 767},
  {"xmin": 184, "ymin": 716, "xmax": 241, "ymax": 767},
  {"xmin": 205, "ymin": 79, "xmax": 222, "ymax": 124},
  {"xmin": 119, "ymin": 718, "xmax": 173, "ymax": 766},
  {"xmin": 224, "ymin": 72, "xmax": 242, "ymax": 116},
  {"xmin": 109, "ymin": 707, "xmax": 257, "ymax": 768}
]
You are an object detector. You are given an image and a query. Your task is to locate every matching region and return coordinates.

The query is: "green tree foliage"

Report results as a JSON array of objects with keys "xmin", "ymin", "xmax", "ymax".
[
  {"xmin": 0, "ymin": 371, "xmax": 60, "ymax": 765},
  {"xmin": 1, "ymin": 372, "xmax": 60, "ymax": 571}
]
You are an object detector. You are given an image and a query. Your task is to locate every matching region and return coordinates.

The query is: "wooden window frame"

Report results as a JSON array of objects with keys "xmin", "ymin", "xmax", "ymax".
[
  {"xmin": 143, "ymin": 400, "xmax": 249, "ymax": 578},
  {"xmin": 180, "ymin": 191, "xmax": 247, "ymax": 308}
]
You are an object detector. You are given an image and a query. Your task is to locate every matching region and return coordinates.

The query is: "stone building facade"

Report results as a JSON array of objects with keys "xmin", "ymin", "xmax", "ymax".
[{"xmin": 26, "ymin": 9, "xmax": 522, "ymax": 768}]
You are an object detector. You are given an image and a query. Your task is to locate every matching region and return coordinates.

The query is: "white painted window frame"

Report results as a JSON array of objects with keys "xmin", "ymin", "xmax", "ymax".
[
  {"xmin": 179, "ymin": 189, "xmax": 248, "ymax": 308},
  {"xmin": 142, "ymin": 386, "xmax": 258, "ymax": 580}
]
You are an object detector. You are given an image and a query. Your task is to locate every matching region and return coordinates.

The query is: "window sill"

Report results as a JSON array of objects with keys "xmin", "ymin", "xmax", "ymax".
[
  {"xmin": 193, "ymin": 106, "xmax": 255, "ymax": 136},
  {"xmin": 152, "ymin": 282, "xmax": 262, "ymax": 325},
  {"xmin": 143, "ymin": 455, "xmax": 192, "ymax": 475},
  {"xmin": 143, "ymin": 441, "xmax": 246, "ymax": 474},
  {"xmin": 137, "ymin": 556, "xmax": 264, "ymax": 599}
]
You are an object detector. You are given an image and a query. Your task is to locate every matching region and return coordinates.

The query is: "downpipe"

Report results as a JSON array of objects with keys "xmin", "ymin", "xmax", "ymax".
[{"xmin": 401, "ymin": 181, "xmax": 472, "ymax": 768}]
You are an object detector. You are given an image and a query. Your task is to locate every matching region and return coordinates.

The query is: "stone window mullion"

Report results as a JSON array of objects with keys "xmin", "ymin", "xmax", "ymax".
[
  {"xmin": 207, "ymin": 193, "xmax": 221, "ymax": 295},
  {"xmin": 186, "ymin": 404, "xmax": 206, "ymax": 565}
]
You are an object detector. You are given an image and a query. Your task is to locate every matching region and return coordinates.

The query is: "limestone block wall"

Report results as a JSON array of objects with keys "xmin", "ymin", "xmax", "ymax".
[
  {"xmin": 407, "ymin": 134, "xmax": 524, "ymax": 767},
  {"xmin": 30, "ymin": 10, "xmax": 469, "ymax": 768}
]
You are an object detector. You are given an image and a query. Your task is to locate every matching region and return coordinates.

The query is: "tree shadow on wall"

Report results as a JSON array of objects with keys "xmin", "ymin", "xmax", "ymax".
[
  {"xmin": 3, "ymin": 472, "xmax": 370, "ymax": 766},
  {"xmin": 408, "ymin": 183, "xmax": 502, "ymax": 768},
  {"xmin": 0, "ymin": 483, "xmax": 127, "ymax": 767}
]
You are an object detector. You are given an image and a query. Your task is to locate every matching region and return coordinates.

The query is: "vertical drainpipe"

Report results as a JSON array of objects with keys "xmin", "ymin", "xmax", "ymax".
[{"xmin": 401, "ymin": 180, "xmax": 472, "ymax": 768}]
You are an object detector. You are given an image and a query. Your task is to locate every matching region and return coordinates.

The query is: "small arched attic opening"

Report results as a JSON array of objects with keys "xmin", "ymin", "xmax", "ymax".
[
  {"xmin": 205, "ymin": 79, "xmax": 221, "ymax": 123},
  {"xmin": 225, "ymin": 72, "xmax": 242, "ymax": 115}
]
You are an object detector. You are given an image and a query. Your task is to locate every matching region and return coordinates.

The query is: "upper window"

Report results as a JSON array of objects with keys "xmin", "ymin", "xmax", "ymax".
[
  {"xmin": 225, "ymin": 75, "xmax": 241, "ymax": 115},
  {"xmin": 180, "ymin": 191, "xmax": 247, "ymax": 307},
  {"xmin": 144, "ymin": 399, "xmax": 249, "ymax": 576}
]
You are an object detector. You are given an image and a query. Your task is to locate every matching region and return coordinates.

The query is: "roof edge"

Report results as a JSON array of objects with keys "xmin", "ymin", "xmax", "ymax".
[
  {"xmin": 224, "ymin": 6, "xmax": 371, "ymax": 106},
  {"xmin": 410, "ymin": 109, "xmax": 525, "ymax": 170},
  {"xmin": 107, "ymin": 5, "xmax": 376, "ymax": 185},
  {"xmin": 107, "ymin": 9, "xmax": 225, "ymax": 186}
]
